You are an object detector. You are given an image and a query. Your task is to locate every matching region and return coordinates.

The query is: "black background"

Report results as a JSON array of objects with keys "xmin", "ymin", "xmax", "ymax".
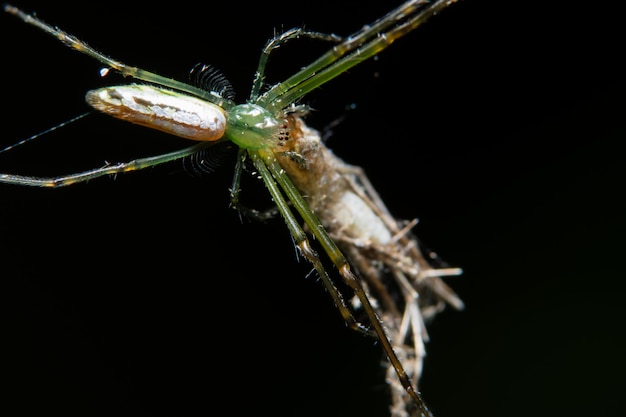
[{"xmin": 2, "ymin": 1, "xmax": 625, "ymax": 416}]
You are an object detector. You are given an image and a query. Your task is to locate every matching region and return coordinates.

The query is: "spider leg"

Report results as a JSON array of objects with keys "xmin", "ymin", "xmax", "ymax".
[
  {"xmin": 255, "ymin": 148, "xmax": 433, "ymax": 417},
  {"xmin": 229, "ymin": 148, "xmax": 280, "ymax": 222},
  {"xmin": 3, "ymin": 5, "xmax": 234, "ymax": 109},
  {"xmin": 257, "ymin": 0, "xmax": 457, "ymax": 112},
  {"xmin": 248, "ymin": 149, "xmax": 368, "ymax": 333},
  {"xmin": 0, "ymin": 143, "xmax": 209, "ymax": 188},
  {"xmin": 250, "ymin": 27, "xmax": 342, "ymax": 101}
]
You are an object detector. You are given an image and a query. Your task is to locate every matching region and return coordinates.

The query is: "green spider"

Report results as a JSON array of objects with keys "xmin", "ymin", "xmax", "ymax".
[{"xmin": 1, "ymin": 2, "xmax": 462, "ymax": 415}]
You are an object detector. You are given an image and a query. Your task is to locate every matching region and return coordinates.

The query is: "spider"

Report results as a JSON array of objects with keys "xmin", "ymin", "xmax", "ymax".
[{"xmin": 1, "ymin": 2, "xmax": 462, "ymax": 415}]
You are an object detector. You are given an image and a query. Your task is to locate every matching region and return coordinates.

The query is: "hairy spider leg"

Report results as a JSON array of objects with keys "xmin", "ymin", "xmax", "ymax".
[
  {"xmin": 257, "ymin": 0, "xmax": 458, "ymax": 113},
  {"xmin": 250, "ymin": 27, "xmax": 342, "ymax": 101},
  {"xmin": 228, "ymin": 148, "xmax": 282, "ymax": 222},
  {"xmin": 253, "ymin": 148, "xmax": 433, "ymax": 417},
  {"xmin": 3, "ymin": 4, "xmax": 235, "ymax": 110},
  {"xmin": 0, "ymin": 142, "xmax": 211, "ymax": 187}
]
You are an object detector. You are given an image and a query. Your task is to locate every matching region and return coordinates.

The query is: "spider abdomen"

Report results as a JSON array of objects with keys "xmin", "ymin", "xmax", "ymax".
[{"xmin": 86, "ymin": 84, "xmax": 227, "ymax": 142}]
